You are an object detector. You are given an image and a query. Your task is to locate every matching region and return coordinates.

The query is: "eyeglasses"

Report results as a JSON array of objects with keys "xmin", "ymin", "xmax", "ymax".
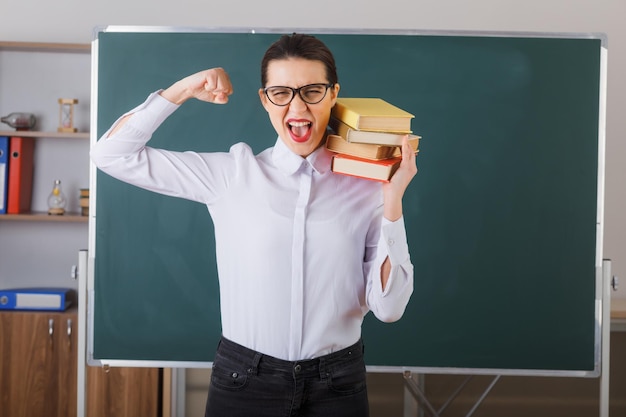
[{"xmin": 263, "ymin": 83, "xmax": 334, "ymax": 106}]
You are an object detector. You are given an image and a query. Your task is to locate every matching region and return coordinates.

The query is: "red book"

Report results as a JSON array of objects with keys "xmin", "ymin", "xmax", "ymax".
[
  {"xmin": 7, "ymin": 136, "xmax": 35, "ymax": 214},
  {"xmin": 331, "ymin": 154, "xmax": 402, "ymax": 182}
]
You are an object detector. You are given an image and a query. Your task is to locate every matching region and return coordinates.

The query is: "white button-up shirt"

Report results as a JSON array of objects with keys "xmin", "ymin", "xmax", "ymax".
[{"xmin": 91, "ymin": 92, "xmax": 414, "ymax": 361}]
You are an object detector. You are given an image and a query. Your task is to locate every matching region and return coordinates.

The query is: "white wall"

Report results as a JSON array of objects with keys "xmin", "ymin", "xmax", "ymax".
[{"xmin": 1, "ymin": 0, "xmax": 624, "ymax": 299}]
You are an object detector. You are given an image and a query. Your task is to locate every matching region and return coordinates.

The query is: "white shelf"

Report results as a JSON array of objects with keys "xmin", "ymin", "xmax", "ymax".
[{"xmin": 0, "ymin": 130, "xmax": 89, "ymax": 139}]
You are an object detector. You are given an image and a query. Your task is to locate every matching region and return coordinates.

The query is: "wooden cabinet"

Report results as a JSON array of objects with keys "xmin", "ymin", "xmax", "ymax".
[
  {"xmin": 0, "ymin": 309, "xmax": 163, "ymax": 417},
  {"xmin": 0, "ymin": 308, "xmax": 78, "ymax": 417}
]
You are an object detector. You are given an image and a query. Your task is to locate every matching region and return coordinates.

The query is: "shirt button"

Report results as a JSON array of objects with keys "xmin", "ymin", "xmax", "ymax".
[
  {"xmin": 388, "ymin": 238, "xmax": 395, "ymax": 246},
  {"xmin": 294, "ymin": 364, "xmax": 302, "ymax": 373}
]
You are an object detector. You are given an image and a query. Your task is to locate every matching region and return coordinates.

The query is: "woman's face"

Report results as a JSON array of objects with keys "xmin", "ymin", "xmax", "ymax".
[{"xmin": 259, "ymin": 58, "xmax": 339, "ymax": 157}]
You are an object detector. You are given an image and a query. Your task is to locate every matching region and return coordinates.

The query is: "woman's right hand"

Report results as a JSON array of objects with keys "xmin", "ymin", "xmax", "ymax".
[{"xmin": 161, "ymin": 68, "xmax": 233, "ymax": 105}]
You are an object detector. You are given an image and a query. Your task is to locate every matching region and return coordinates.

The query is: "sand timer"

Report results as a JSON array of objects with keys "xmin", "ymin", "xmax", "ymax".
[{"xmin": 58, "ymin": 98, "xmax": 78, "ymax": 133}]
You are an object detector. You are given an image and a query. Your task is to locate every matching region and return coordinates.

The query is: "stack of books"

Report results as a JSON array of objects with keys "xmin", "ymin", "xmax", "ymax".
[
  {"xmin": 79, "ymin": 188, "xmax": 89, "ymax": 216},
  {"xmin": 326, "ymin": 98, "xmax": 420, "ymax": 182}
]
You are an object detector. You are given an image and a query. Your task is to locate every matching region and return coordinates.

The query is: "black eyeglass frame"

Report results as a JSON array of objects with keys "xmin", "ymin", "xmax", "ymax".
[{"xmin": 263, "ymin": 83, "xmax": 335, "ymax": 106}]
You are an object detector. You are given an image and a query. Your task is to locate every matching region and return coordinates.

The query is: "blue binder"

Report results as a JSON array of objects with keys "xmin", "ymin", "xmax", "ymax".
[
  {"xmin": 0, "ymin": 287, "xmax": 74, "ymax": 311},
  {"xmin": 0, "ymin": 136, "xmax": 8, "ymax": 214}
]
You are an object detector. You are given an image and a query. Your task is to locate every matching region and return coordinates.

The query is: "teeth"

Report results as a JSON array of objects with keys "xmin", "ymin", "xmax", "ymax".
[{"xmin": 288, "ymin": 121, "xmax": 311, "ymax": 127}]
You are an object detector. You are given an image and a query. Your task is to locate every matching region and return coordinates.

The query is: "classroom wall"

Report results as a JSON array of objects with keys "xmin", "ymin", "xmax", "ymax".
[{"xmin": 1, "ymin": 0, "xmax": 624, "ymax": 301}]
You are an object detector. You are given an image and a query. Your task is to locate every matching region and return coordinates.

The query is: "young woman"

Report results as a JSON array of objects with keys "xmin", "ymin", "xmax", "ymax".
[{"xmin": 91, "ymin": 33, "xmax": 416, "ymax": 417}]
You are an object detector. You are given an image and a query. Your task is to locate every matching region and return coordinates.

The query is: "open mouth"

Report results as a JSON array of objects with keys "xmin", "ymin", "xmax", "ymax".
[{"xmin": 288, "ymin": 120, "xmax": 312, "ymax": 143}]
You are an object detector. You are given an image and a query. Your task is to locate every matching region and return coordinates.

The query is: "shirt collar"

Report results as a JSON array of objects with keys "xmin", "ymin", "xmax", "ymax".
[{"xmin": 272, "ymin": 136, "xmax": 333, "ymax": 176}]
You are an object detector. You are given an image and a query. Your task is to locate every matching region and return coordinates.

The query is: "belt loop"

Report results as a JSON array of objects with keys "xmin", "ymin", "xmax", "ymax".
[
  {"xmin": 248, "ymin": 352, "xmax": 262, "ymax": 375},
  {"xmin": 318, "ymin": 357, "xmax": 329, "ymax": 380}
]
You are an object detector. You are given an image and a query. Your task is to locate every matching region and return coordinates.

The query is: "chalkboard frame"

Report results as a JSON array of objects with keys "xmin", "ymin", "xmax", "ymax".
[{"xmin": 87, "ymin": 27, "xmax": 607, "ymax": 376}]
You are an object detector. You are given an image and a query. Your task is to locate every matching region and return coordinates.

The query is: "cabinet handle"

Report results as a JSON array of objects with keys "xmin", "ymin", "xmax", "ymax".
[
  {"xmin": 67, "ymin": 318, "xmax": 72, "ymax": 348},
  {"xmin": 48, "ymin": 318, "xmax": 54, "ymax": 346}
]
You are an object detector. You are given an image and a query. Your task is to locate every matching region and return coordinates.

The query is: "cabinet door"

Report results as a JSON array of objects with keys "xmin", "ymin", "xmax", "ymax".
[
  {"xmin": 0, "ymin": 310, "xmax": 77, "ymax": 417},
  {"xmin": 87, "ymin": 366, "xmax": 161, "ymax": 417},
  {"xmin": 54, "ymin": 312, "xmax": 78, "ymax": 417}
]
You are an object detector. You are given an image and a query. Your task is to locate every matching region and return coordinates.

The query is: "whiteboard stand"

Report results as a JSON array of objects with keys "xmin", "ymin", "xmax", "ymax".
[
  {"xmin": 403, "ymin": 371, "xmax": 500, "ymax": 417},
  {"xmin": 600, "ymin": 259, "xmax": 611, "ymax": 417},
  {"xmin": 77, "ymin": 249, "xmax": 89, "ymax": 417},
  {"xmin": 403, "ymin": 373, "xmax": 423, "ymax": 417},
  {"xmin": 171, "ymin": 368, "xmax": 186, "ymax": 417}
]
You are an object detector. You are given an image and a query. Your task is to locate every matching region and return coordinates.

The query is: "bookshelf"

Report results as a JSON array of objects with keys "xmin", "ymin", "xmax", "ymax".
[
  {"xmin": 0, "ymin": 41, "xmax": 91, "ymax": 416},
  {"xmin": 0, "ymin": 42, "xmax": 91, "ymax": 223},
  {"xmin": 0, "ymin": 39, "xmax": 165, "ymax": 417},
  {"xmin": 0, "ymin": 131, "xmax": 90, "ymax": 222}
]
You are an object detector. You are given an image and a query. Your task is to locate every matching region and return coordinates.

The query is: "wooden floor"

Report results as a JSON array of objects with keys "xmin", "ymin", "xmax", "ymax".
[{"xmin": 367, "ymin": 373, "xmax": 405, "ymax": 417}]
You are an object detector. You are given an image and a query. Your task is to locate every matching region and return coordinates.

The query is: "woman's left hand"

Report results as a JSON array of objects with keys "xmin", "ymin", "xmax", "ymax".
[{"xmin": 382, "ymin": 135, "xmax": 418, "ymax": 221}]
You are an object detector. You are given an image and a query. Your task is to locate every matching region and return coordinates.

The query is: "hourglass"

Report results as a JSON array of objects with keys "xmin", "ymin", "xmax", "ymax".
[{"xmin": 58, "ymin": 98, "xmax": 78, "ymax": 133}]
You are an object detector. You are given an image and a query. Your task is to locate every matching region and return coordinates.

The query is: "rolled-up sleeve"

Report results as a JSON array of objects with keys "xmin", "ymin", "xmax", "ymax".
[{"xmin": 366, "ymin": 216, "xmax": 414, "ymax": 323}]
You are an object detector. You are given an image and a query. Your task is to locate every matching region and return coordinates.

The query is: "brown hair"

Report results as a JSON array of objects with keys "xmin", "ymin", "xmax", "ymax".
[{"xmin": 261, "ymin": 33, "xmax": 338, "ymax": 87}]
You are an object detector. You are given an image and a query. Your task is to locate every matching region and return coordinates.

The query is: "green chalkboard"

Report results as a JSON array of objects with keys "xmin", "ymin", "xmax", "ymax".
[{"xmin": 91, "ymin": 29, "xmax": 604, "ymax": 374}]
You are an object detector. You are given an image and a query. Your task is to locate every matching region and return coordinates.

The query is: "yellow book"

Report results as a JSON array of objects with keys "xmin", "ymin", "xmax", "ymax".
[
  {"xmin": 330, "ymin": 118, "xmax": 421, "ymax": 146},
  {"xmin": 325, "ymin": 134, "xmax": 419, "ymax": 160},
  {"xmin": 332, "ymin": 98, "xmax": 414, "ymax": 132},
  {"xmin": 326, "ymin": 135, "xmax": 398, "ymax": 160}
]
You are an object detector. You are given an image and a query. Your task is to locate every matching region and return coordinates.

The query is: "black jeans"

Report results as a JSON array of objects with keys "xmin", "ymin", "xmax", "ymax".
[{"xmin": 205, "ymin": 336, "xmax": 370, "ymax": 417}]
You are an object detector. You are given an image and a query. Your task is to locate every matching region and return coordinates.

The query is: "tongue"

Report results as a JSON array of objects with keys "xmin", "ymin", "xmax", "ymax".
[{"xmin": 291, "ymin": 124, "xmax": 308, "ymax": 138}]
